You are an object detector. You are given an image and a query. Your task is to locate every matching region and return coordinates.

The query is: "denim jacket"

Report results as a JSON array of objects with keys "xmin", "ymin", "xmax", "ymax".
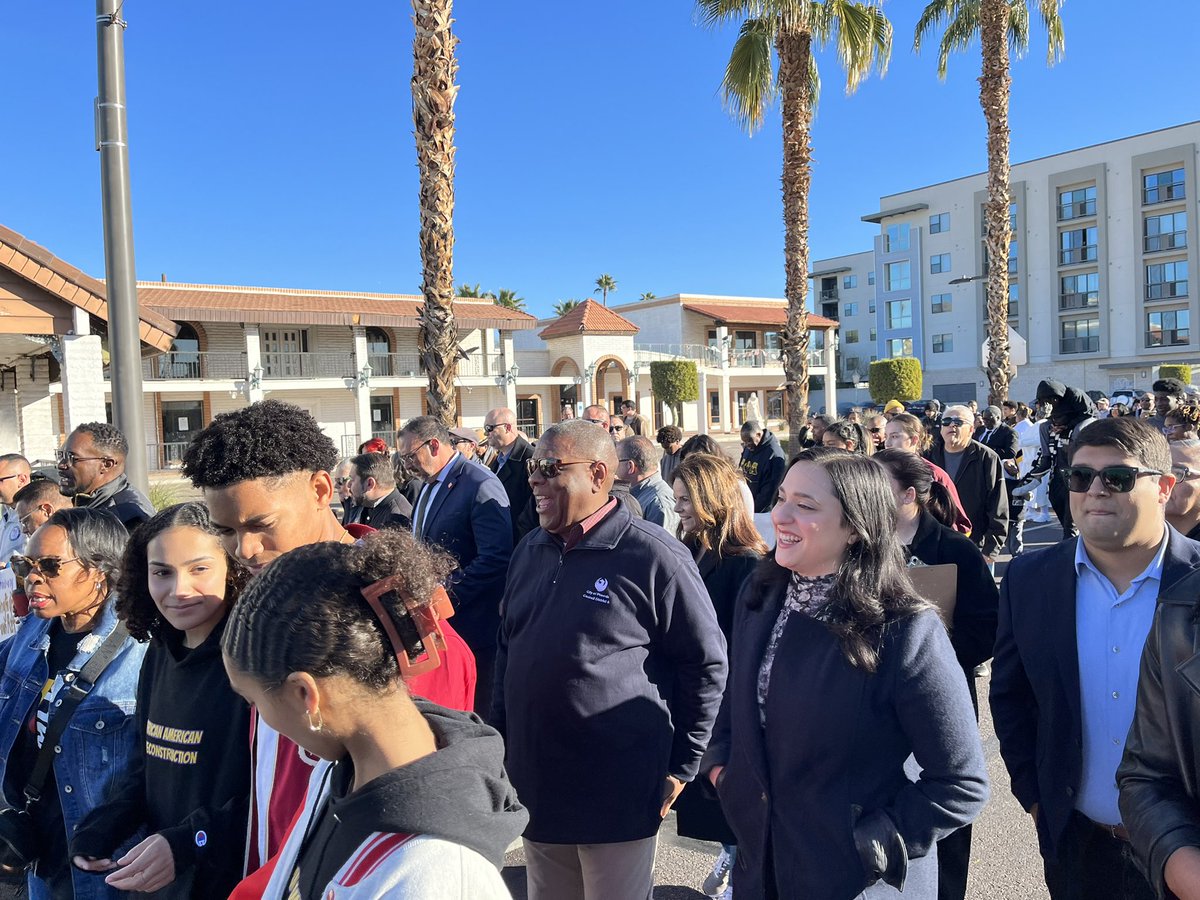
[{"xmin": 0, "ymin": 597, "xmax": 147, "ymax": 900}]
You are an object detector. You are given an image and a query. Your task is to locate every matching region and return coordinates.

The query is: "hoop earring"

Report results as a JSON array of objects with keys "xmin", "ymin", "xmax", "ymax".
[{"xmin": 306, "ymin": 708, "xmax": 324, "ymax": 733}]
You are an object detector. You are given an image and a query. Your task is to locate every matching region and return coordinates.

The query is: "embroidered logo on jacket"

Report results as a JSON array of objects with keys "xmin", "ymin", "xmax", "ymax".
[{"xmin": 583, "ymin": 577, "xmax": 611, "ymax": 605}]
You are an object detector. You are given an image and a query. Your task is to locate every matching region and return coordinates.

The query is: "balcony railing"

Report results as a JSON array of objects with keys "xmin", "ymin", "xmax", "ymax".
[
  {"xmin": 147, "ymin": 442, "xmax": 190, "ymax": 471},
  {"xmin": 1059, "ymin": 245, "xmax": 1098, "ymax": 266},
  {"xmin": 1145, "ymin": 182, "xmax": 1185, "ymax": 205},
  {"xmin": 367, "ymin": 352, "xmax": 422, "ymax": 377},
  {"xmin": 340, "ymin": 431, "xmax": 396, "ymax": 457},
  {"xmin": 1146, "ymin": 329, "xmax": 1190, "ymax": 347},
  {"xmin": 1058, "ymin": 199, "xmax": 1096, "ymax": 221},
  {"xmin": 1147, "ymin": 281, "xmax": 1188, "ymax": 301},
  {"xmin": 104, "ymin": 351, "xmax": 250, "ymax": 381},
  {"xmin": 819, "ymin": 288, "xmax": 838, "ymax": 302},
  {"xmin": 1144, "ymin": 231, "xmax": 1187, "ymax": 253},
  {"xmin": 261, "ymin": 352, "xmax": 356, "ymax": 379},
  {"xmin": 635, "ymin": 344, "xmax": 721, "ymax": 365},
  {"xmin": 1060, "ymin": 336, "xmax": 1100, "ymax": 354},
  {"xmin": 1059, "ymin": 292, "xmax": 1099, "ymax": 311},
  {"xmin": 457, "ymin": 354, "xmax": 507, "ymax": 377}
]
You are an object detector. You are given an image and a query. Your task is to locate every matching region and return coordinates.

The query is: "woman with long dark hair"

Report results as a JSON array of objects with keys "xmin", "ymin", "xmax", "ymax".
[
  {"xmin": 670, "ymin": 454, "xmax": 766, "ymax": 897},
  {"xmin": 222, "ymin": 529, "xmax": 527, "ymax": 899},
  {"xmin": 884, "ymin": 413, "xmax": 972, "ymax": 534},
  {"xmin": 71, "ymin": 502, "xmax": 251, "ymax": 898},
  {"xmin": 702, "ymin": 448, "xmax": 988, "ymax": 899},
  {"xmin": 0, "ymin": 508, "xmax": 146, "ymax": 900},
  {"xmin": 872, "ymin": 450, "xmax": 1000, "ymax": 900}
]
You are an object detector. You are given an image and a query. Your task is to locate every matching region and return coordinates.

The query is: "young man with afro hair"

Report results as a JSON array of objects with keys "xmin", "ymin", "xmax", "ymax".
[{"xmin": 182, "ymin": 400, "xmax": 476, "ymax": 882}]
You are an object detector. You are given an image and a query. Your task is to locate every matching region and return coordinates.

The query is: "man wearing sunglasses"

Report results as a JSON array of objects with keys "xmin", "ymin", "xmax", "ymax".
[
  {"xmin": 485, "ymin": 407, "xmax": 537, "ymax": 543},
  {"xmin": 0, "ymin": 454, "xmax": 32, "ymax": 619},
  {"xmin": 494, "ymin": 419, "xmax": 726, "ymax": 900},
  {"xmin": 991, "ymin": 417, "xmax": 1200, "ymax": 900},
  {"xmin": 56, "ymin": 423, "xmax": 153, "ymax": 529},
  {"xmin": 928, "ymin": 405, "xmax": 1009, "ymax": 565},
  {"xmin": 1165, "ymin": 442, "xmax": 1200, "ymax": 541}
]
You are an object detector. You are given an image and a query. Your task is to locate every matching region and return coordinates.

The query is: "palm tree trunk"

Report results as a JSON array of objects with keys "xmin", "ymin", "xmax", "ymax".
[
  {"xmin": 980, "ymin": 0, "xmax": 1012, "ymax": 406},
  {"xmin": 412, "ymin": 0, "xmax": 460, "ymax": 425},
  {"xmin": 777, "ymin": 26, "xmax": 813, "ymax": 451}
]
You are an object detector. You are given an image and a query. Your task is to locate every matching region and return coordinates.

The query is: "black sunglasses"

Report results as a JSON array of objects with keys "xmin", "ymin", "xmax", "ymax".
[
  {"xmin": 940, "ymin": 417, "xmax": 969, "ymax": 428},
  {"xmin": 11, "ymin": 555, "xmax": 82, "ymax": 579},
  {"xmin": 525, "ymin": 458, "xmax": 596, "ymax": 479},
  {"xmin": 1065, "ymin": 465, "xmax": 1162, "ymax": 494},
  {"xmin": 483, "ymin": 423, "xmax": 510, "ymax": 434}
]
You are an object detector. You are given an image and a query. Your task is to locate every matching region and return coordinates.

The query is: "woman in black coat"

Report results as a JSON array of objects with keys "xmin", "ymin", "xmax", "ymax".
[
  {"xmin": 874, "ymin": 449, "xmax": 1000, "ymax": 900},
  {"xmin": 702, "ymin": 449, "xmax": 988, "ymax": 899},
  {"xmin": 670, "ymin": 453, "xmax": 765, "ymax": 897}
]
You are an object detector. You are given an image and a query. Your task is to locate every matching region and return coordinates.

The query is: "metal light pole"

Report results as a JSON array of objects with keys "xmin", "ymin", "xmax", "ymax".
[{"xmin": 96, "ymin": 0, "xmax": 148, "ymax": 491}]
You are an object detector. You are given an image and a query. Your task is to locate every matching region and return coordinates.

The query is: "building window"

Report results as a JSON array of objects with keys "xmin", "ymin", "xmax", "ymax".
[
  {"xmin": 1060, "ymin": 317, "xmax": 1100, "ymax": 354},
  {"xmin": 1147, "ymin": 309, "xmax": 1190, "ymax": 347},
  {"xmin": 1145, "ymin": 211, "xmax": 1187, "ymax": 253},
  {"xmin": 1144, "ymin": 167, "xmax": 1186, "ymax": 205},
  {"xmin": 845, "ymin": 330, "xmax": 859, "ymax": 343},
  {"xmin": 1059, "ymin": 227, "xmax": 1098, "ymax": 265},
  {"xmin": 867, "ymin": 271, "xmax": 876, "ymax": 285},
  {"xmin": 885, "ymin": 223, "xmax": 910, "ymax": 252},
  {"xmin": 843, "ymin": 302, "xmax": 859, "ymax": 317},
  {"xmin": 930, "ymin": 253, "xmax": 951, "ymax": 274},
  {"xmin": 869, "ymin": 328, "xmax": 877, "ymax": 341},
  {"xmin": 1059, "ymin": 272, "xmax": 1099, "ymax": 310},
  {"xmin": 1058, "ymin": 186, "xmax": 1096, "ymax": 221},
  {"xmin": 868, "ymin": 300, "xmax": 876, "ymax": 314},
  {"xmin": 707, "ymin": 329, "xmax": 718, "ymax": 347},
  {"xmin": 843, "ymin": 275, "xmax": 858, "ymax": 289},
  {"xmin": 1008, "ymin": 240, "xmax": 1019, "ymax": 274},
  {"xmin": 766, "ymin": 391, "xmax": 784, "ymax": 420},
  {"xmin": 886, "ymin": 337, "xmax": 914, "ymax": 358},
  {"xmin": 763, "ymin": 331, "xmax": 781, "ymax": 351},
  {"xmin": 981, "ymin": 202, "xmax": 1019, "ymax": 234},
  {"xmin": 929, "ymin": 212, "xmax": 950, "ymax": 234},
  {"xmin": 845, "ymin": 357, "xmax": 861, "ymax": 374},
  {"xmin": 931, "ymin": 293, "xmax": 952, "ymax": 313},
  {"xmin": 932, "ymin": 333, "xmax": 953, "ymax": 353},
  {"xmin": 1008, "ymin": 282, "xmax": 1020, "ymax": 319},
  {"xmin": 1146, "ymin": 261, "xmax": 1189, "ymax": 301},
  {"xmin": 886, "ymin": 300, "xmax": 912, "ymax": 330},
  {"xmin": 885, "ymin": 261, "xmax": 911, "ymax": 291}
]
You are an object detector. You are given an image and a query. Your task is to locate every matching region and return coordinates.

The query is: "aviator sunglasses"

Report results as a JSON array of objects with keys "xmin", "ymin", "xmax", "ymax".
[
  {"xmin": 525, "ymin": 458, "xmax": 597, "ymax": 479},
  {"xmin": 1065, "ymin": 465, "xmax": 1163, "ymax": 494},
  {"xmin": 11, "ymin": 555, "xmax": 82, "ymax": 579}
]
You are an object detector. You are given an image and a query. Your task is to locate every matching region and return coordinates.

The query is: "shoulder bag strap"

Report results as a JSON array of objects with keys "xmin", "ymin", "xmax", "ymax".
[{"xmin": 21, "ymin": 622, "xmax": 131, "ymax": 808}]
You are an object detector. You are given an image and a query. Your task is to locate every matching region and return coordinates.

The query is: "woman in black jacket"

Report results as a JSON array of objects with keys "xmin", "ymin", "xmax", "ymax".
[
  {"xmin": 72, "ymin": 503, "xmax": 251, "ymax": 898},
  {"xmin": 702, "ymin": 448, "xmax": 988, "ymax": 899},
  {"xmin": 874, "ymin": 449, "xmax": 1000, "ymax": 900},
  {"xmin": 670, "ymin": 453, "xmax": 766, "ymax": 897}
]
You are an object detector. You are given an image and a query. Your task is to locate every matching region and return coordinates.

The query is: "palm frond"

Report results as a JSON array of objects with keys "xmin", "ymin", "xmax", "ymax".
[
  {"xmin": 1007, "ymin": 0, "xmax": 1030, "ymax": 56},
  {"xmin": 1037, "ymin": 0, "xmax": 1066, "ymax": 65},
  {"xmin": 828, "ymin": 1, "xmax": 892, "ymax": 93},
  {"xmin": 936, "ymin": 5, "xmax": 980, "ymax": 79},
  {"xmin": 695, "ymin": 0, "xmax": 766, "ymax": 29},
  {"xmin": 722, "ymin": 16, "xmax": 778, "ymax": 133},
  {"xmin": 913, "ymin": 0, "xmax": 958, "ymax": 53}
]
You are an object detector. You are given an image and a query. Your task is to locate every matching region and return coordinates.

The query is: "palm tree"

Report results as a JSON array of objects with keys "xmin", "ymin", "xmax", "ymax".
[
  {"xmin": 553, "ymin": 299, "xmax": 581, "ymax": 317},
  {"xmin": 594, "ymin": 274, "xmax": 618, "ymax": 306},
  {"xmin": 914, "ymin": 0, "xmax": 1064, "ymax": 405},
  {"xmin": 495, "ymin": 288, "xmax": 526, "ymax": 311},
  {"xmin": 413, "ymin": 0, "xmax": 461, "ymax": 426},
  {"xmin": 457, "ymin": 282, "xmax": 483, "ymax": 298},
  {"xmin": 639, "ymin": 292, "xmax": 657, "ymax": 303},
  {"xmin": 697, "ymin": 0, "xmax": 891, "ymax": 447}
]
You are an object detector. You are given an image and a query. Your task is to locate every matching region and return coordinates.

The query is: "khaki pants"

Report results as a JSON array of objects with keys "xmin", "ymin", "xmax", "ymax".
[{"xmin": 523, "ymin": 835, "xmax": 658, "ymax": 900}]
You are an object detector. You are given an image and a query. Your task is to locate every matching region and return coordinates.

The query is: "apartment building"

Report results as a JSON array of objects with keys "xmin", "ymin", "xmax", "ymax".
[{"xmin": 812, "ymin": 120, "xmax": 1200, "ymax": 404}]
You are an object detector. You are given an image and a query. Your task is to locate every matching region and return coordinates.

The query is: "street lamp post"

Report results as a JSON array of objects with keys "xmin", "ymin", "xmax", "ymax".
[{"xmin": 96, "ymin": 0, "xmax": 148, "ymax": 491}]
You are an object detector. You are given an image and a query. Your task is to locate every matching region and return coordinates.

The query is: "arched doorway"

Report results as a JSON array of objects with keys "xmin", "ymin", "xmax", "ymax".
[
  {"xmin": 592, "ymin": 356, "xmax": 629, "ymax": 413},
  {"xmin": 552, "ymin": 357, "xmax": 580, "ymax": 420}
]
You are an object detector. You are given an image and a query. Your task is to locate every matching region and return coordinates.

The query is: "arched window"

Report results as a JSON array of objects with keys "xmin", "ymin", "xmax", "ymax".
[
  {"xmin": 172, "ymin": 323, "xmax": 200, "ymax": 354},
  {"xmin": 366, "ymin": 327, "xmax": 391, "ymax": 376},
  {"xmin": 166, "ymin": 323, "xmax": 200, "ymax": 377}
]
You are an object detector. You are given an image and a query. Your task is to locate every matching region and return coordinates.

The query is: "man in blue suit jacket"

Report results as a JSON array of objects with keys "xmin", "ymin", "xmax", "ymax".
[
  {"xmin": 397, "ymin": 416, "xmax": 513, "ymax": 717},
  {"xmin": 990, "ymin": 416, "xmax": 1200, "ymax": 900}
]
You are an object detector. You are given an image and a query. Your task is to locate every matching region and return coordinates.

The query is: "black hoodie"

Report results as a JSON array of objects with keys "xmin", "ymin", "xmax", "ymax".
[
  {"xmin": 740, "ymin": 430, "xmax": 787, "ymax": 512},
  {"xmin": 296, "ymin": 701, "xmax": 527, "ymax": 900}
]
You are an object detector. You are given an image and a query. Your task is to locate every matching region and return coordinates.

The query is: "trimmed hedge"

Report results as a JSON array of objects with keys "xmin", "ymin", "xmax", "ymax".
[
  {"xmin": 869, "ymin": 357, "xmax": 923, "ymax": 405},
  {"xmin": 650, "ymin": 360, "xmax": 699, "ymax": 424},
  {"xmin": 1159, "ymin": 364, "xmax": 1192, "ymax": 385}
]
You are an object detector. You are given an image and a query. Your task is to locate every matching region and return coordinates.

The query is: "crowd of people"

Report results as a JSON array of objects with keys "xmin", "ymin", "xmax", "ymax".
[{"xmin": 3, "ymin": 381, "xmax": 1200, "ymax": 899}]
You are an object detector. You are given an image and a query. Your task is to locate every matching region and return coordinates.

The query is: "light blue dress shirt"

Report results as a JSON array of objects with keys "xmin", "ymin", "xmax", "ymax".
[
  {"xmin": 1073, "ymin": 531, "xmax": 1168, "ymax": 825},
  {"xmin": 414, "ymin": 452, "xmax": 458, "ymax": 538}
]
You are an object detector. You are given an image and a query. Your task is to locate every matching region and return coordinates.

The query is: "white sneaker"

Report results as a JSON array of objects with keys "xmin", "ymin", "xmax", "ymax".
[{"xmin": 703, "ymin": 848, "xmax": 733, "ymax": 897}]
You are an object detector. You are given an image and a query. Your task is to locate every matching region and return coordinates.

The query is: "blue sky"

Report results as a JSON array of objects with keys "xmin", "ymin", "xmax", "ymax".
[{"xmin": 6, "ymin": 1, "xmax": 1198, "ymax": 319}]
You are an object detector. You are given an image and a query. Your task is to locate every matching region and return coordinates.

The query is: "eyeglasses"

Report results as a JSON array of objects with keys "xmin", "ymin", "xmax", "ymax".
[
  {"xmin": 0, "ymin": 474, "xmax": 21, "ymax": 484},
  {"xmin": 1065, "ymin": 465, "xmax": 1163, "ymax": 494},
  {"xmin": 334, "ymin": 477, "xmax": 351, "ymax": 487},
  {"xmin": 55, "ymin": 450, "xmax": 110, "ymax": 467},
  {"xmin": 1173, "ymin": 464, "xmax": 1200, "ymax": 481},
  {"xmin": 868, "ymin": 427, "xmax": 883, "ymax": 434},
  {"xmin": 11, "ymin": 555, "xmax": 82, "ymax": 579},
  {"xmin": 398, "ymin": 439, "xmax": 433, "ymax": 464},
  {"xmin": 609, "ymin": 425, "xmax": 625, "ymax": 434},
  {"xmin": 1164, "ymin": 424, "xmax": 1185, "ymax": 433},
  {"xmin": 525, "ymin": 458, "xmax": 596, "ymax": 479},
  {"xmin": 940, "ymin": 417, "xmax": 969, "ymax": 428},
  {"xmin": 482, "ymin": 423, "xmax": 511, "ymax": 434},
  {"xmin": 582, "ymin": 417, "xmax": 608, "ymax": 427}
]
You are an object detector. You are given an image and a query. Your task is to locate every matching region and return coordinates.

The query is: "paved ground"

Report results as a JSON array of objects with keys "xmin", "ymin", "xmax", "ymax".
[{"xmin": 501, "ymin": 516, "xmax": 1066, "ymax": 900}]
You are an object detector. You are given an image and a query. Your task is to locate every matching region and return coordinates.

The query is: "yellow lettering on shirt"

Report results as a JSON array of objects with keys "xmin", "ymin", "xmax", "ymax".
[{"xmin": 143, "ymin": 718, "xmax": 204, "ymax": 765}]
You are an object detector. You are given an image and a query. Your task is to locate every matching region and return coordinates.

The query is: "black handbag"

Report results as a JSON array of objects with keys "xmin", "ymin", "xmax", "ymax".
[{"xmin": 0, "ymin": 622, "xmax": 130, "ymax": 871}]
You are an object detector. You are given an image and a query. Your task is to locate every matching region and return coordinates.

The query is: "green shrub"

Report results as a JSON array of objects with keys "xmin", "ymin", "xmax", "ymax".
[
  {"xmin": 1159, "ymin": 364, "xmax": 1192, "ymax": 385},
  {"xmin": 650, "ymin": 360, "xmax": 699, "ymax": 425},
  {"xmin": 869, "ymin": 358, "xmax": 923, "ymax": 405}
]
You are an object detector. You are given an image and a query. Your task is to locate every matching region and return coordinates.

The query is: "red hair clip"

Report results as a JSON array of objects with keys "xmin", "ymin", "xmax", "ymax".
[{"xmin": 359, "ymin": 579, "xmax": 455, "ymax": 678}]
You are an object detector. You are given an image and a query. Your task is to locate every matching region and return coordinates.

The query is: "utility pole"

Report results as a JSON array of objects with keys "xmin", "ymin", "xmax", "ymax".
[{"xmin": 96, "ymin": 0, "xmax": 148, "ymax": 491}]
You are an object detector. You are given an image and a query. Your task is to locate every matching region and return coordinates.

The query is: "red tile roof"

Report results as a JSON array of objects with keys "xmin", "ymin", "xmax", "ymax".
[
  {"xmin": 137, "ymin": 283, "xmax": 539, "ymax": 330},
  {"xmin": 538, "ymin": 299, "xmax": 639, "ymax": 340},
  {"xmin": 0, "ymin": 224, "xmax": 177, "ymax": 350},
  {"xmin": 682, "ymin": 301, "xmax": 838, "ymax": 329}
]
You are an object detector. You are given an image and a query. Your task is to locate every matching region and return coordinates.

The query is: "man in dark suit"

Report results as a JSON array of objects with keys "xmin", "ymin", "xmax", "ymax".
[
  {"xmin": 397, "ymin": 416, "xmax": 513, "ymax": 716},
  {"xmin": 975, "ymin": 404, "xmax": 1019, "ymax": 460},
  {"xmin": 484, "ymin": 406, "xmax": 537, "ymax": 543},
  {"xmin": 975, "ymin": 404, "xmax": 1024, "ymax": 556},
  {"xmin": 347, "ymin": 451, "xmax": 412, "ymax": 530},
  {"xmin": 991, "ymin": 416, "xmax": 1199, "ymax": 900},
  {"xmin": 927, "ymin": 404, "xmax": 1009, "ymax": 565}
]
